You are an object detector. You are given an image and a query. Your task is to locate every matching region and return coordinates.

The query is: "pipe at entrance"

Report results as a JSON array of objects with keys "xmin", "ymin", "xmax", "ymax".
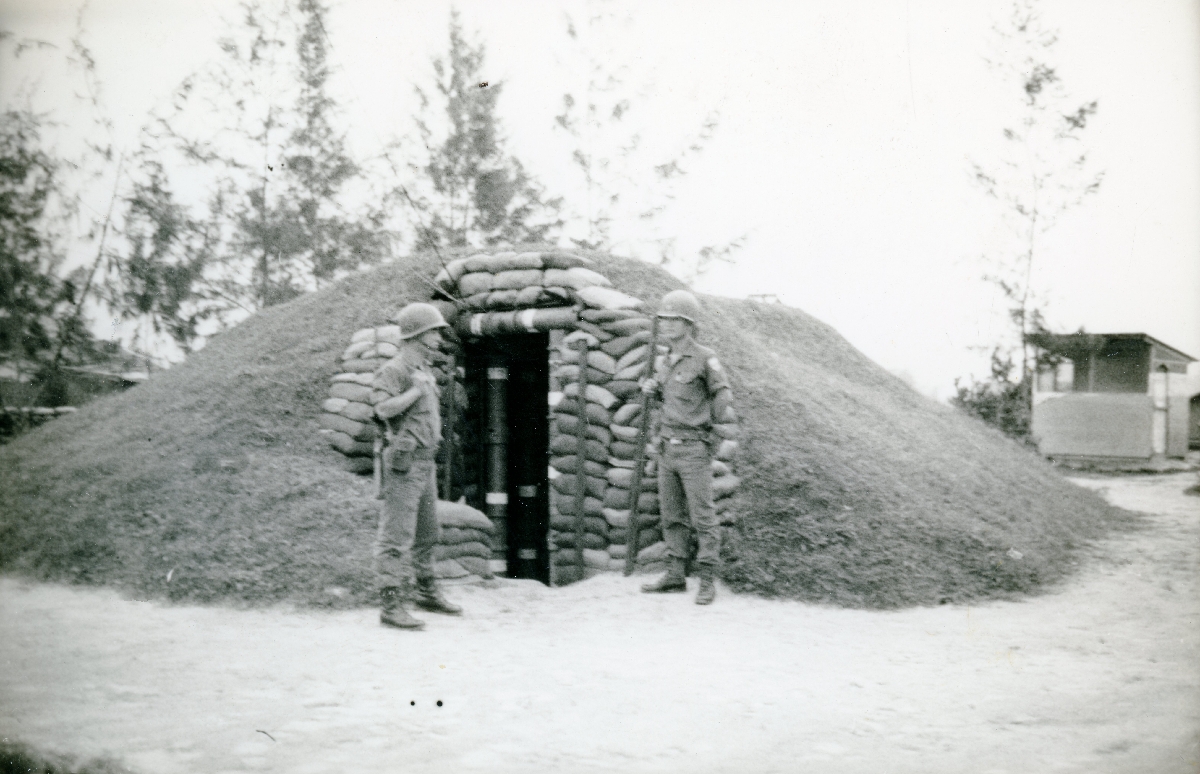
[{"xmin": 486, "ymin": 363, "xmax": 508, "ymax": 570}]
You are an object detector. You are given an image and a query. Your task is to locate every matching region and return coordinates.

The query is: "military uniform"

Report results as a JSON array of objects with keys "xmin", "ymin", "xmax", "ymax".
[
  {"xmin": 373, "ymin": 341, "xmax": 443, "ymax": 594},
  {"xmin": 651, "ymin": 337, "xmax": 733, "ymax": 572}
]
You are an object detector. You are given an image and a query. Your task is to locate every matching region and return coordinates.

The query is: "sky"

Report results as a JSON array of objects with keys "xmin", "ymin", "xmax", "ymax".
[{"xmin": 2, "ymin": 0, "xmax": 1198, "ymax": 398}]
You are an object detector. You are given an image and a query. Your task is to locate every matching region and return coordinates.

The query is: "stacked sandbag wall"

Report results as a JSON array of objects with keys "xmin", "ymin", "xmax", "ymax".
[{"xmin": 320, "ymin": 249, "xmax": 744, "ymax": 585}]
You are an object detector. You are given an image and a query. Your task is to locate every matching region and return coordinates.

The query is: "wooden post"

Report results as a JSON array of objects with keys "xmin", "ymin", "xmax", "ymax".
[
  {"xmin": 442, "ymin": 354, "xmax": 456, "ymax": 499},
  {"xmin": 573, "ymin": 339, "xmax": 590, "ymax": 575},
  {"xmin": 624, "ymin": 314, "xmax": 660, "ymax": 576}
]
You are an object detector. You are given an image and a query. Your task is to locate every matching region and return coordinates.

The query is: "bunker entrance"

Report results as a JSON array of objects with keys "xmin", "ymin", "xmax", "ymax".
[{"xmin": 460, "ymin": 333, "xmax": 551, "ymax": 584}]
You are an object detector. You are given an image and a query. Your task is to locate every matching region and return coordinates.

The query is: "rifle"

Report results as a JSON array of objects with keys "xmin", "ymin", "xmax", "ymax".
[
  {"xmin": 624, "ymin": 313, "xmax": 660, "ymax": 576},
  {"xmin": 373, "ymin": 434, "xmax": 385, "ymax": 500}
]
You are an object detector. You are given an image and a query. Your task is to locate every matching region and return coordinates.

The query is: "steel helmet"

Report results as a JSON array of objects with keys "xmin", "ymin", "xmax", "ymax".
[
  {"xmin": 393, "ymin": 302, "xmax": 449, "ymax": 340},
  {"xmin": 656, "ymin": 290, "xmax": 701, "ymax": 324}
]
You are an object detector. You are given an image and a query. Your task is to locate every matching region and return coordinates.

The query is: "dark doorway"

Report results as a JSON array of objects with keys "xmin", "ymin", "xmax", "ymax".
[{"xmin": 461, "ymin": 334, "xmax": 550, "ymax": 584}]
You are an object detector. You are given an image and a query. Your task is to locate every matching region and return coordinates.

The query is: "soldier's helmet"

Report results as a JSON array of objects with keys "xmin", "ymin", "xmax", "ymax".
[
  {"xmin": 656, "ymin": 290, "xmax": 702, "ymax": 325},
  {"xmin": 394, "ymin": 302, "xmax": 449, "ymax": 340}
]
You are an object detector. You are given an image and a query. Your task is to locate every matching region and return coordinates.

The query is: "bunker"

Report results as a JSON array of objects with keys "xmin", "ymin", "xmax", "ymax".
[{"xmin": 321, "ymin": 250, "xmax": 742, "ymax": 586}]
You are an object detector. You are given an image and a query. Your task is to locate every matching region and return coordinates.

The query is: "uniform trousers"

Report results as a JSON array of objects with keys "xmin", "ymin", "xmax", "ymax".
[
  {"xmin": 657, "ymin": 439, "xmax": 720, "ymax": 568},
  {"xmin": 376, "ymin": 459, "xmax": 439, "ymax": 590}
]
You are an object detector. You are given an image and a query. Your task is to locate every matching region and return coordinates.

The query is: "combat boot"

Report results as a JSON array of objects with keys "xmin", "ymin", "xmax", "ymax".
[
  {"xmin": 695, "ymin": 567, "xmax": 716, "ymax": 606},
  {"xmin": 380, "ymin": 585, "xmax": 425, "ymax": 630},
  {"xmin": 641, "ymin": 557, "xmax": 687, "ymax": 593},
  {"xmin": 414, "ymin": 578, "xmax": 462, "ymax": 615}
]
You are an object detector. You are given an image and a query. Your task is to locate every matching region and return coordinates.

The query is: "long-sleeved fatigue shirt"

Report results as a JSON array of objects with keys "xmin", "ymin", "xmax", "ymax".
[
  {"xmin": 651, "ymin": 336, "xmax": 733, "ymax": 440},
  {"xmin": 372, "ymin": 342, "xmax": 442, "ymax": 450}
]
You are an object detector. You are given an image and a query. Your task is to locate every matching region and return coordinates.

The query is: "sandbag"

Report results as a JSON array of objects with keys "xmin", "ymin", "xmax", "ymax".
[
  {"xmin": 492, "ymin": 269, "xmax": 543, "ymax": 290},
  {"xmin": 437, "ymin": 500, "xmax": 496, "ymax": 532},
  {"xmin": 319, "ymin": 412, "xmax": 375, "ymax": 442},
  {"xmin": 343, "ymin": 340, "xmax": 374, "ymax": 360},
  {"xmin": 602, "ymin": 508, "xmax": 631, "ymax": 528},
  {"xmin": 485, "ymin": 289, "xmax": 520, "ymax": 309},
  {"xmin": 553, "ymin": 399, "xmax": 613, "ymax": 427},
  {"xmin": 609, "ymin": 440, "xmax": 640, "ymax": 460},
  {"xmin": 612, "ymin": 403, "xmax": 642, "ymax": 426},
  {"xmin": 550, "ymin": 512, "xmax": 608, "ymax": 534},
  {"xmin": 582, "ymin": 548, "xmax": 610, "ymax": 570},
  {"xmin": 436, "ymin": 541, "xmax": 493, "ymax": 561},
  {"xmin": 549, "ymin": 434, "xmax": 609, "ymax": 463},
  {"xmin": 549, "ymin": 472, "xmax": 608, "ymax": 500},
  {"xmin": 582, "ymin": 309, "xmax": 643, "ymax": 324},
  {"xmin": 551, "ymin": 530, "xmax": 607, "ymax": 550},
  {"xmin": 562, "ymin": 383, "xmax": 618, "ymax": 409},
  {"xmin": 549, "ymin": 455, "xmax": 608, "ymax": 478},
  {"xmin": 606, "ymin": 381, "xmax": 640, "ymax": 400},
  {"xmin": 554, "ymin": 364, "xmax": 612, "ymax": 386},
  {"xmin": 586, "ymin": 350, "xmax": 618, "ymax": 375},
  {"xmin": 716, "ymin": 439, "xmax": 739, "ymax": 462},
  {"xmin": 573, "ymin": 320, "xmax": 615, "ymax": 342},
  {"xmin": 554, "ymin": 414, "xmax": 613, "ymax": 445},
  {"xmin": 464, "ymin": 292, "xmax": 491, "ymax": 310},
  {"xmin": 487, "ymin": 252, "xmax": 544, "ymax": 272},
  {"xmin": 327, "ymin": 429, "xmax": 372, "ymax": 457},
  {"xmin": 435, "ymin": 559, "xmax": 470, "ymax": 579},
  {"xmin": 441, "ymin": 257, "xmax": 471, "ymax": 284},
  {"xmin": 329, "ymin": 383, "xmax": 373, "ymax": 403},
  {"xmin": 540, "ymin": 252, "xmax": 593, "ymax": 270},
  {"xmin": 577, "ymin": 286, "xmax": 643, "ymax": 311},
  {"xmin": 456, "ymin": 556, "xmax": 493, "ymax": 578},
  {"xmin": 376, "ymin": 325, "xmax": 403, "ymax": 346},
  {"xmin": 613, "ymin": 363, "xmax": 645, "ymax": 382},
  {"xmin": 604, "ymin": 318, "xmax": 653, "ymax": 336},
  {"xmin": 514, "ymin": 286, "xmax": 544, "ymax": 307},
  {"xmin": 600, "ymin": 335, "xmax": 643, "ymax": 359},
  {"xmin": 604, "ymin": 467, "xmax": 656, "ymax": 491},
  {"xmin": 462, "ymin": 253, "xmax": 499, "ymax": 273},
  {"xmin": 322, "ymin": 397, "xmax": 348, "ymax": 413},
  {"xmin": 351, "ymin": 328, "xmax": 376, "ymax": 344},
  {"xmin": 637, "ymin": 492, "xmax": 660, "ymax": 514},
  {"xmin": 332, "ymin": 371, "xmax": 375, "ymax": 385},
  {"xmin": 615, "ymin": 345, "xmax": 649, "ymax": 374},
  {"xmin": 607, "ymin": 543, "xmax": 628, "ymax": 559},
  {"xmin": 439, "ymin": 526, "xmax": 493, "ymax": 546},
  {"xmin": 713, "ymin": 475, "xmax": 741, "ymax": 500},
  {"xmin": 458, "ymin": 272, "xmax": 495, "ymax": 296},
  {"xmin": 340, "ymin": 401, "xmax": 375, "ymax": 423},
  {"xmin": 603, "ymin": 487, "xmax": 633, "ymax": 510},
  {"xmin": 341, "ymin": 358, "xmax": 386, "ymax": 373},
  {"xmin": 712, "ymin": 423, "xmax": 739, "ymax": 440},
  {"xmin": 711, "ymin": 459, "xmax": 732, "ymax": 477},
  {"xmin": 562, "ymin": 329, "xmax": 601, "ymax": 350},
  {"xmin": 376, "ymin": 342, "xmax": 399, "ymax": 359},
  {"xmin": 552, "ymin": 549, "xmax": 581, "ymax": 567},
  {"xmin": 344, "ymin": 456, "xmax": 374, "ymax": 475},
  {"xmin": 609, "ymin": 423, "xmax": 640, "ymax": 442}
]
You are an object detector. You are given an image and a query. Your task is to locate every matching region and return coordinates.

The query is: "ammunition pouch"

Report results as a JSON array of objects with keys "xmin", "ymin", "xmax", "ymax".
[{"xmin": 384, "ymin": 435, "xmax": 418, "ymax": 473}]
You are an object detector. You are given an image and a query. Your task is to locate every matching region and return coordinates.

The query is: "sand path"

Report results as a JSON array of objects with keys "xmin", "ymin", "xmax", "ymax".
[{"xmin": 1, "ymin": 473, "xmax": 1197, "ymax": 774}]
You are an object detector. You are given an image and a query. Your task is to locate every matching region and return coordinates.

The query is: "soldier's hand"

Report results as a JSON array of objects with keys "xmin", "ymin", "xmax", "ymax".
[{"xmin": 640, "ymin": 378, "xmax": 659, "ymax": 395}]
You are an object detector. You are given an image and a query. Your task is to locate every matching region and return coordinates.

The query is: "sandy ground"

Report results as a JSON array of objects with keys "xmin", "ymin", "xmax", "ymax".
[{"xmin": 1, "ymin": 473, "xmax": 1198, "ymax": 774}]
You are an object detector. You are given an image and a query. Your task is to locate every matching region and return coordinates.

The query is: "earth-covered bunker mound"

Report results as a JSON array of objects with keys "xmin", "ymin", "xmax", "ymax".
[{"xmin": 0, "ymin": 249, "xmax": 1133, "ymax": 608}]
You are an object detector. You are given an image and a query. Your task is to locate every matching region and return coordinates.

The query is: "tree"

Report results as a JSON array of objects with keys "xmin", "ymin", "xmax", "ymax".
[
  {"xmin": 393, "ymin": 11, "xmax": 561, "ymax": 251},
  {"xmin": 0, "ymin": 106, "xmax": 103, "ymax": 405},
  {"xmin": 552, "ymin": 0, "xmax": 739, "ymax": 280},
  {"xmin": 121, "ymin": 0, "xmax": 388, "ymax": 349},
  {"xmin": 969, "ymin": 0, "xmax": 1103, "ymax": 403}
]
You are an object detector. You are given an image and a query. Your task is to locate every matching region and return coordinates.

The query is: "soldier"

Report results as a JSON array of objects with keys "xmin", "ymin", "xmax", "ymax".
[
  {"xmin": 639, "ymin": 290, "xmax": 734, "ymax": 605},
  {"xmin": 372, "ymin": 302, "xmax": 463, "ymax": 629}
]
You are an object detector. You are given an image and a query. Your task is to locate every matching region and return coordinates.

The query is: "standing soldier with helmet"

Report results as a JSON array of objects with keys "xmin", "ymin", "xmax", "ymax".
[
  {"xmin": 372, "ymin": 302, "xmax": 463, "ymax": 629},
  {"xmin": 639, "ymin": 290, "xmax": 736, "ymax": 605}
]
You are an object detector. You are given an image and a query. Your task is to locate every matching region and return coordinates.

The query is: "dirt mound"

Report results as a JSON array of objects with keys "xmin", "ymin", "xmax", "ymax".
[{"xmin": 0, "ymin": 249, "xmax": 1133, "ymax": 608}]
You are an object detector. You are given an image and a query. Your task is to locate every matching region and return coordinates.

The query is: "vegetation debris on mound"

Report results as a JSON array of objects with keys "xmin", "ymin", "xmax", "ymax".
[{"xmin": 0, "ymin": 249, "xmax": 1134, "ymax": 608}]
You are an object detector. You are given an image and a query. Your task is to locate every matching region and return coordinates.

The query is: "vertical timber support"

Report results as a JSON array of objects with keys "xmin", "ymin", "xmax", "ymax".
[
  {"xmin": 487, "ymin": 363, "xmax": 509, "ymax": 570},
  {"xmin": 572, "ymin": 339, "xmax": 590, "ymax": 572},
  {"xmin": 443, "ymin": 354, "xmax": 456, "ymax": 500}
]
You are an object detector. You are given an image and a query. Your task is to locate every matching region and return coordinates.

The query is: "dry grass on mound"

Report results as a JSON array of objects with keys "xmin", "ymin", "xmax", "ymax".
[{"xmin": 0, "ymin": 249, "xmax": 1136, "ymax": 608}]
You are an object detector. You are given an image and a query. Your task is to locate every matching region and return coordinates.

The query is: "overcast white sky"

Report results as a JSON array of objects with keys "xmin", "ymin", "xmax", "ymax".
[{"xmin": 2, "ymin": 0, "xmax": 1198, "ymax": 398}]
